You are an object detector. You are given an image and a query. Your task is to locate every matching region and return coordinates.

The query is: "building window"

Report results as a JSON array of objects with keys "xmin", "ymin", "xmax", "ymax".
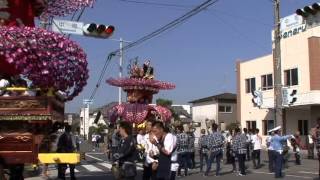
[
  {"xmin": 246, "ymin": 121, "xmax": 257, "ymax": 130},
  {"xmin": 219, "ymin": 105, "xmax": 232, "ymax": 113},
  {"xmin": 262, "ymin": 120, "xmax": 275, "ymax": 135},
  {"xmin": 298, "ymin": 120, "xmax": 308, "ymax": 135},
  {"xmin": 245, "ymin": 78, "xmax": 256, "ymax": 93},
  {"xmin": 261, "ymin": 74, "xmax": 273, "ymax": 90},
  {"xmin": 284, "ymin": 68, "xmax": 298, "ymax": 86}
]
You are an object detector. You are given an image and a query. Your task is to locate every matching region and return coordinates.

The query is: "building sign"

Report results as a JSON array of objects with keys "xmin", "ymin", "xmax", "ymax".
[
  {"xmin": 272, "ymin": 13, "xmax": 306, "ymax": 40},
  {"xmin": 52, "ymin": 19, "xmax": 84, "ymax": 35},
  {"xmin": 280, "ymin": 14, "xmax": 304, "ymax": 31},
  {"xmin": 281, "ymin": 24, "xmax": 306, "ymax": 39},
  {"xmin": 280, "ymin": 14, "xmax": 306, "ymax": 39}
]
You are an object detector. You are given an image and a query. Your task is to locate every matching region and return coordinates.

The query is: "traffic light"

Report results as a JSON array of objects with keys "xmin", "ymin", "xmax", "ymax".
[
  {"xmin": 282, "ymin": 88, "xmax": 297, "ymax": 106},
  {"xmin": 304, "ymin": 6, "xmax": 317, "ymax": 15},
  {"xmin": 83, "ymin": 23, "xmax": 115, "ymax": 38},
  {"xmin": 296, "ymin": 3, "xmax": 320, "ymax": 17},
  {"xmin": 313, "ymin": 3, "xmax": 320, "ymax": 11},
  {"xmin": 287, "ymin": 89, "xmax": 297, "ymax": 105},
  {"xmin": 252, "ymin": 90, "xmax": 263, "ymax": 107},
  {"xmin": 296, "ymin": 8, "xmax": 309, "ymax": 18}
]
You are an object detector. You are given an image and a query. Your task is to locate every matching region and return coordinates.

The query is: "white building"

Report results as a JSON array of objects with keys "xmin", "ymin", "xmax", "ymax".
[
  {"xmin": 79, "ymin": 106, "xmax": 107, "ymax": 139},
  {"xmin": 189, "ymin": 93, "xmax": 237, "ymax": 138}
]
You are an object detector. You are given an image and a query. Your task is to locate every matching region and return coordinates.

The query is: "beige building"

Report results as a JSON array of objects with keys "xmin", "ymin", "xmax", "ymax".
[
  {"xmin": 189, "ymin": 93, "xmax": 237, "ymax": 139},
  {"xmin": 237, "ymin": 13, "xmax": 320, "ymax": 140}
]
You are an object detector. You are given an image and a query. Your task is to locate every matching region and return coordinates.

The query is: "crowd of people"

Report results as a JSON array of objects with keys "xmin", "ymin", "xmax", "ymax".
[{"xmin": 106, "ymin": 119, "xmax": 320, "ymax": 180}]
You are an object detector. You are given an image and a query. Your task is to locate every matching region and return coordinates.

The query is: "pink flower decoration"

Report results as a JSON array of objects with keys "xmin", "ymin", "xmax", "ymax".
[
  {"xmin": 0, "ymin": 26, "xmax": 89, "ymax": 101},
  {"xmin": 106, "ymin": 78, "xmax": 175, "ymax": 92},
  {"xmin": 42, "ymin": 0, "xmax": 95, "ymax": 17},
  {"xmin": 108, "ymin": 103, "xmax": 172, "ymax": 124}
]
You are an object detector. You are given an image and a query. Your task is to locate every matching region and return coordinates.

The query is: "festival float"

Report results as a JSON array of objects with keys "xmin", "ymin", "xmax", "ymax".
[
  {"xmin": 106, "ymin": 60, "xmax": 175, "ymax": 126},
  {"xmin": 0, "ymin": 0, "xmax": 94, "ymax": 178}
]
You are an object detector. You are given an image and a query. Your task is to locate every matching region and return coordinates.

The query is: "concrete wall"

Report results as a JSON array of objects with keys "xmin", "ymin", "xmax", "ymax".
[
  {"xmin": 238, "ymin": 54, "xmax": 274, "ymax": 130},
  {"xmin": 191, "ymin": 101, "xmax": 217, "ymax": 139},
  {"xmin": 285, "ymin": 107, "xmax": 311, "ymax": 135},
  {"xmin": 217, "ymin": 102, "xmax": 237, "ymax": 128}
]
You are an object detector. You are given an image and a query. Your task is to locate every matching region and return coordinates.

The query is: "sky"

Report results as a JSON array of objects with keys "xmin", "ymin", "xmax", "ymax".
[{"xmin": 64, "ymin": 0, "xmax": 316, "ymax": 113}]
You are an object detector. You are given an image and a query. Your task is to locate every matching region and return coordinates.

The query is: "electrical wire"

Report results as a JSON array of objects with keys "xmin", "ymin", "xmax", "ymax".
[
  {"xmin": 75, "ymin": 7, "xmax": 86, "ymax": 22},
  {"xmin": 212, "ymin": 11, "xmax": 270, "ymax": 51},
  {"xmin": 67, "ymin": 7, "xmax": 86, "ymax": 39},
  {"xmin": 119, "ymin": 0, "xmax": 219, "ymax": 52},
  {"xmin": 119, "ymin": 0, "xmax": 193, "ymax": 9},
  {"xmin": 88, "ymin": 0, "xmax": 219, "ymax": 101},
  {"xmin": 89, "ymin": 54, "xmax": 114, "ymax": 100},
  {"xmin": 118, "ymin": 0, "xmax": 272, "ymax": 27}
]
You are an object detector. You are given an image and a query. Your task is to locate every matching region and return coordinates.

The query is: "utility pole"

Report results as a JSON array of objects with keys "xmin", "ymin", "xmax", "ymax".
[
  {"xmin": 83, "ymin": 106, "xmax": 86, "ymax": 140},
  {"xmin": 83, "ymin": 99, "xmax": 93, "ymax": 140},
  {"xmin": 273, "ymin": 0, "xmax": 283, "ymax": 130},
  {"xmin": 119, "ymin": 38, "xmax": 123, "ymax": 105}
]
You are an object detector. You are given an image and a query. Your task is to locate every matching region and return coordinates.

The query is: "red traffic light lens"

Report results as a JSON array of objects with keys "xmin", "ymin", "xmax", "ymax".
[{"xmin": 105, "ymin": 26, "xmax": 115, "ymax": 34}]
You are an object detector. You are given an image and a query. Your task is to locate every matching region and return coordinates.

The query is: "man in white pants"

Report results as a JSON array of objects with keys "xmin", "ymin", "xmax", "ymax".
[{"xmin": 251, "ymin": 128, "xmax": 262, "ymax": 169}]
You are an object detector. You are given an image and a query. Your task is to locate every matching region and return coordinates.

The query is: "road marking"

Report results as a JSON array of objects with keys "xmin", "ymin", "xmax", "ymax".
[
  {"xmin": 136, "ymin": 163, "xmax": 143, "ymax": 168},
  {"xmin": 99, "ymin": 162, "xmax": 143, "ymax": 170},
  {"xmin": 66, "ymin": 168, "xmax": 80, "ymax": 174},
  {"xmin": 99, "ymin": 162, "xmax": 112, "ymax": 169},
  {"xmin": 85, "ymin": 154, "xmax": 144, "ymax": 171},
  {"xmin": 85, "ymin": 154, "xmax": 104, "ymax": 161},
  {"xmin": 254, "ymin": 171, "xmax": 313, "ymax": 179},
  {"xmin": 298, "ymin": 171, "xmax": 318, "ymax": 175},
  {"xmin": 82, "ymin": 164, "xmax": 103, "ymax": 172},
  {"xmin": 86, "ymin": 152, "xmax": 105, "ymax": 155}
]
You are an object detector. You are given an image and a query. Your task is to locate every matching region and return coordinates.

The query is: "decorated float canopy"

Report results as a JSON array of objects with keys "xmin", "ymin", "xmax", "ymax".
[
  {"xmin": 0, "ymin": 0, "xmax": 90, "ymax": 101},
  {"xmin": 41, "ymin": 0, "xmax": 95, "ymax": 18},
  {"xmin": 108, "ymin": 103, "xmax": 173, "ymax": 124},
  {"xmin": 0, "ymin": 26, "xmax": 88, "ymax": 100},
  {"xmin": 106, "ymin": 60, "xmax": 175, "ymax": 124}
]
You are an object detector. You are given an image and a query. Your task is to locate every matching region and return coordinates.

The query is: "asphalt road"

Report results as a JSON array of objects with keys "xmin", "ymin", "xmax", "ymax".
[{"xmin": 24, "ymin": 142, "xmax": 320, "ymax": 180}]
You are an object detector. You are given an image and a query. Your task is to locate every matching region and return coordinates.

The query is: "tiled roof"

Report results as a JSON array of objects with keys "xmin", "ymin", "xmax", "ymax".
[{"xmin": 189, "ymin": 93, "xmax": 236, "ymax": 104}]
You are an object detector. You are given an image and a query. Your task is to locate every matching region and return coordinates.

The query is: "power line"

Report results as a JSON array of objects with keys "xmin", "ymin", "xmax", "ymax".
[
  {"xmin": 88, "ymin": 0, "xmax": 219, "ymax": 100},
  {"xmin": 118, "ymin": 0, "xmax": 219, "ymax": 52},
  {"xmin": 89, "ymin": 54, "xmax": 114, "ymax": 100},
  {"xmin": 119, "ymin": 0, "xmax": 272, "ymax": 27},
  {"xmin": 212, "ymin": 11, "xmax": 270, "ymax": 51},
  {"xmin": 67, "ymin": 7, "xmax": 86, "ymax": 39},
  {"xmin": 75, "ymin": 7, "xmax": 86, "ymax": 22},
  {"xmin": 119, "ymin": 0, "xmax": 193, "ymax": 9}
]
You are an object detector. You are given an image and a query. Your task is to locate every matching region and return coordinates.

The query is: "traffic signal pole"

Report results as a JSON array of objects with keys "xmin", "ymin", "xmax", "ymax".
[
  {"xmin": 119, "ymin": 38, "xmax": 123, "ymax": 105},
  {"xmin": 273, "ymin": 0, "xmax": 284, "ymax": 132}
]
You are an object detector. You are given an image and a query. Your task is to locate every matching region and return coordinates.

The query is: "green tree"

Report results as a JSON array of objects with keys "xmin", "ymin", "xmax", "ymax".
[
  {"xmin": 88, "ymin": 123, "xmax": 108, "ymax": 142},
  {"xmin": 156, "ymin": 98, "xmax": 180, "ymax": 121},
  {"xmin": 96, "ymin": 123, "xmax": 108, "ymax": 134},
  {"xmin": 156, "ymin": 98, "xmax": 173, "ymax": 107}
]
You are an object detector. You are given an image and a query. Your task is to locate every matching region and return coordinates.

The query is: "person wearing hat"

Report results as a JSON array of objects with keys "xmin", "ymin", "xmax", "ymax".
[
  {"xmin": 270, "ymin": 126, "xmax": 293, "ymax": 178},
  {"xmin": 266, "ymin": 130, "xmax": 275, "ymax": 173}
]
